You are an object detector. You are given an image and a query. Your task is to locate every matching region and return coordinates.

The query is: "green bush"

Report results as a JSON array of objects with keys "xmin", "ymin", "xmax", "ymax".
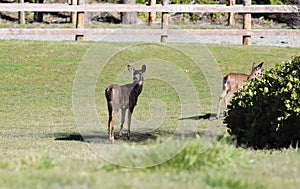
[{"xmin": 225, "ymin": 56, "xmax": 300, "ymax": 149}]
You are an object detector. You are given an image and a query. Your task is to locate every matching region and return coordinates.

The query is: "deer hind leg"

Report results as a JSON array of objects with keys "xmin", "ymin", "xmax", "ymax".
[
  {"xmin": 107, "ymin": 102, "xmax": 115, "ymax": 143},
  {"xmin": 217, "ymin": 77, "xmax": 229, "ymax": 119},
  {"xmin": 109, "ymin": 113, "xmax": 115, "ymax": 143},
  {"xmin": 118, "ymin": 108, "xmax": 126, "ymax": 139}
]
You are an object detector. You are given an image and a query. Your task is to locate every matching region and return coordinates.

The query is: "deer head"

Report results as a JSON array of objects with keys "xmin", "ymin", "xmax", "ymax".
[
  {"xmin": 248, "ymin": 62, "xmax": 264, "ymax": 79},
  {"xmin": 128, "ymin": 64, "xmax": 146, "ymax": 85}
]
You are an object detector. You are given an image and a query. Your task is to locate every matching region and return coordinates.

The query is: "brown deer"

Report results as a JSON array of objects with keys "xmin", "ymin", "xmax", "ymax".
[
  {"xmin": 216, "ymin": 62, "xmax": 264, "ymax": 119},
  {"xmin": 105, "ymin": 64, "xmax": 146, "ymax": 143}
]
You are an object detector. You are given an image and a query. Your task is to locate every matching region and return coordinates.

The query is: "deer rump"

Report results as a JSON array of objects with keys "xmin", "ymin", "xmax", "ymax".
[{"xmin": 222, "ymin": 73, "xmax": 249, "ymax": 93}]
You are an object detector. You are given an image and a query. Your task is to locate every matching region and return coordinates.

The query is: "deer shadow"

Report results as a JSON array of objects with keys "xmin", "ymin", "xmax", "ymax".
[
  {"xmin": 55, "ymin": 133, "xmax": 87, "ymax": 141},
  {"xmin": 118, "ymin": 132, "xmax": 158, "ymax": 143},
  {"xmin": 54, "ymin": 131, "xmax": 158, "ymax": 143},
  {"xmin": 179, "ymin": 113, "xmax": 219, "ymax": 120}
]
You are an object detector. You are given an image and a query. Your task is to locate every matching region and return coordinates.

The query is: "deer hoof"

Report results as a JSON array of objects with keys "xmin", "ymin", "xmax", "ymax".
[
  {"xmin": 224, "ymin": 111, "xmax": 228, "ymax": 117},
  {"xmin": 118, "ymin": 133, "xmax": 122, "ymax": 139},
  {"xmin": 109, "ymin": 137, "xmax": 114, "ymax": 144},
  {"xmin": 127, "ymin": 133, "xmax": 131, "ymax": 140}
]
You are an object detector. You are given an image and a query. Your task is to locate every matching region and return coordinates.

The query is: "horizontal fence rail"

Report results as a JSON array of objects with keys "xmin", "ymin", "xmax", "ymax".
[
  {"xmin": 0, "ymin": 3, "xmax": 299, "ymax": 44},
  {"xmin": 1, "ymin": 28, "xmax": 300, "ymax": 36},
  {"xmin": 0, "ymin": 3, "xmax": 298, "ymax": 13}
]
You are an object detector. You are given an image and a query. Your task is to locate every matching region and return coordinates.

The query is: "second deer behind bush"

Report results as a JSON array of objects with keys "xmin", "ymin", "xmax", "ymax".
[{"xmin": 216, "ymin": 62, "xmax": 264, "ymax": 119}]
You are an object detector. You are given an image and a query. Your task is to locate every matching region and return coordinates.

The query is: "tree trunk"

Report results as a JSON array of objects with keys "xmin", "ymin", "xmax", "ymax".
[
  {"xmin": 228, "ymin": 0, "xmax": 236, "ymax": 26},
  {"xmin": 18, "ymin": 0, "xmax": 25, "ymax": 24},
  {"xmin": 34, "ymin": 0, "xmax": 44, "ymax": 23},
  {"xmin": 149, "ymin": 0, "xmax": 156, "ymax": 26},
  {"xmin": 84, "ymin": 0, "xmax": 92, "ymax": 26},
  {"xmin": 121, "ymin": 0, "xmax": 137, "ymax": 25}
]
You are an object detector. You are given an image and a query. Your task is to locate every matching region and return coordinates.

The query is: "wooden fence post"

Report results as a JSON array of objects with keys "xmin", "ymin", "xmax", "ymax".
[
  {"xmin": 71, "ymin": 0, "xmax": 77, "ymax": 25},
  {"xmin": 18, "ymin": 0, "xmax": 25, "ymax": 24},
  {"xmin": 228, "ymin": 0, "xmax": 235, "ymax": 26},
  {"xmin": 161, "ymin": 0, "xmax": 169, "ymax": 43},
  {"xmin": 75, "ymin": 0, "xmax": 84, "ymax": 41},
  {"xmin": 243, "ymin": 0, "xmax": 251, "ymax": 45},
  {"xmin": 149, "ymin": 0, "xmax": 156, "ymax": 26}
]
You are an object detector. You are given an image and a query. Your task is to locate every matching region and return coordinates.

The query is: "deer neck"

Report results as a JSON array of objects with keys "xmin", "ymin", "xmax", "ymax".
[
  {"xmin": 133, "ymin": 78, "xmax": 144, "ymax": 86},
  {"xmin": 248, "ymin": 71, "xmax": 256, "ymax": 79},
  {"xmin": 131, "ymin": 80, "xmax": 143, "ymax": 95}
]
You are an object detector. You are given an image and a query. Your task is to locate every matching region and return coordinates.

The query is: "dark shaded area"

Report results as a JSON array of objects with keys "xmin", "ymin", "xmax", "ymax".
[
  {"xmin": 122, "ymin": 132, "xmax": 157, "ymax": 142},
  {"xmin": 48, "ymin": 12, "xmax": 70, "ymax": 19},
  {"xmin": 0, "ymin": 13, "xmax": 18, "ymax": 22},
  {"xmin": 55, "ymin": 133, "xmax": 84, "ymax": 141},
  {"xmin": 92, "ymin": 13, "xmax": 121, "ymax": 24},
  {"xmin": 179, "ymin": 113, "xmax": 218, "ymax": 120},
  {"xmin": 0, "ymin": 0, "xmax": 17, "ymax": 3},
  {"xmin": 53, "ymin": 131, "xmax": 158, "ymax": 143}
]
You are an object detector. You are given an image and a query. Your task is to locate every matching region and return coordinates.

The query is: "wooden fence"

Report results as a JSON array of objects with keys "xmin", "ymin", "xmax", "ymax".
[{"xmin": 0, "ymin": 2, "xmax": 299, "ymax": 45}]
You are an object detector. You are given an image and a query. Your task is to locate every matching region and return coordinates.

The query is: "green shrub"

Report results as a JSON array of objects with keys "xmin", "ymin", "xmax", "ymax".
[{"xmin": 225, "ymin": 56, "xmax": 300, "ymax": 149}]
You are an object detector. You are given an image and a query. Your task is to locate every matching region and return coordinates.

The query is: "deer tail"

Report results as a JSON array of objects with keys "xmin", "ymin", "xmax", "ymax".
[
  {"xmin": 105, "ymin": 86, "xmax": 113, "ymax": 102},
  {"xmin": 222, "ymin": 75, "xmax": 230, "ymax": 92}
]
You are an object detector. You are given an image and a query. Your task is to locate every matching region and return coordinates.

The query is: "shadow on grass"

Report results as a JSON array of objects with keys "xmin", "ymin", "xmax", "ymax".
[
  {"xmin": 122, "ymin": 132, "xmax": 158, "ymax": 143},
  {"xmin": 54, "ymin": 131, "xmax": 158, "ymax": 143},
  {"xmin": 179, "ymin": 113, "xmax": 219, "ymax": 120},
  {"xmin": 55, "ymin": 133, "xmax": 84, "ymax": 141}
]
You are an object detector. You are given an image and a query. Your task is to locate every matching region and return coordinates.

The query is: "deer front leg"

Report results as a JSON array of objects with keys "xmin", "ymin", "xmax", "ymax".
[
  {"xmin": 217, "ymin": 96, "xmax": 223, "ymax": 119},
  {"xmin": 118, "ymin": 108, "xmax": 126, "ymax": 139},
  {"xmin": 127, "ymin": 109, "xmax": 133, "ymax": 140},
  {"xmin": 217, "ymin": 90, "xmax": 227, "ymax": 119}
]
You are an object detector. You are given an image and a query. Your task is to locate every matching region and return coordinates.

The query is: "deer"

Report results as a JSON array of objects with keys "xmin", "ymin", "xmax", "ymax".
[
  {"xmin": 105, "ymin": 64, "xmax": 146, "ymax": 143},
  {"xmin": 216, "ymin": 62, "xmax": 264, "ymax": 119}
]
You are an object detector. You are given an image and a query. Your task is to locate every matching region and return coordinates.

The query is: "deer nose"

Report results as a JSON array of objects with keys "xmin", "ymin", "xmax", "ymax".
[{"xmin": 134, "ymin": 75, "xmax": 140, "ymax": 81}]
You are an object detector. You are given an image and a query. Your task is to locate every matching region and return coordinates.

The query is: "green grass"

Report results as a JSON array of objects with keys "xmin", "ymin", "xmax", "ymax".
[{"xmin": 0, "ymin": 40, "xmax": 300, "ymax": 188}]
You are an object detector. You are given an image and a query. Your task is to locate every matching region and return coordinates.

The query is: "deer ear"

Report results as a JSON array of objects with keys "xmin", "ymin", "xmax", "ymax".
[
  {"xmin": 142, "ymin": 65, "xmax": 146, "ymax": 73},
  {"xmin": 257, "ymin": 62, "xmax": 264, "ymax": 68},
  {"xmin": 128, "ymin": 65, "xmax": 135, "ymax": 73},
  {"xmin": 252, "ymin": 62, "xmax": 256, "ymax": 67}
]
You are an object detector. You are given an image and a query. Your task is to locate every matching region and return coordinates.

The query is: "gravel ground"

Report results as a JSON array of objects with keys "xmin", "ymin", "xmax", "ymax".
[{"xmin": 1, "ymin": 32, "xmax": 300, "ymax": 48}]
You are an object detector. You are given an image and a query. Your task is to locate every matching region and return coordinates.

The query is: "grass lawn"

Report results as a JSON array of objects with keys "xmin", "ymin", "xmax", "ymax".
[{"xmin": 0, "ymin": 40, "xmax": 300, "ymax": 188}]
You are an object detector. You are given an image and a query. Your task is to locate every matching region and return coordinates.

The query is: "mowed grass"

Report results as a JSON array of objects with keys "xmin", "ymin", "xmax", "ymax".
[{"xmin": 0, "ymin": 40, "xmax": 300, "ymax": 188}]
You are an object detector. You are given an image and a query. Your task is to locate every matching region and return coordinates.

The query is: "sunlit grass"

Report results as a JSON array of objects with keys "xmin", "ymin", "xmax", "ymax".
[{"xmin": 0, "ymin": 40, "xmax": 299, "ymax": 188}]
